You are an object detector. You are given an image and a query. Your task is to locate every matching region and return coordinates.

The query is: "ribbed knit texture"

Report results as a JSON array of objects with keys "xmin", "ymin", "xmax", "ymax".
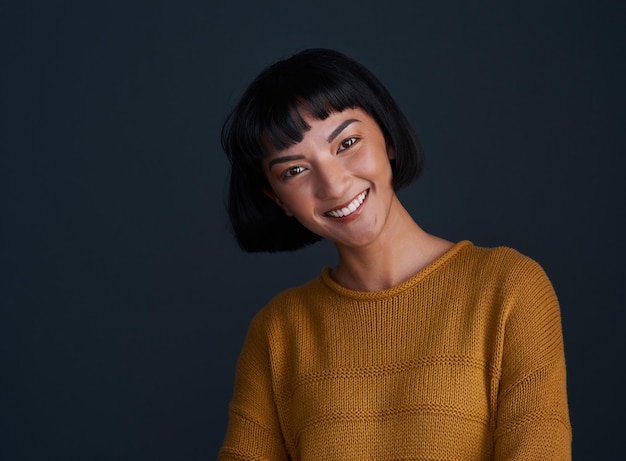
[{"xmin": 220, "ymin": 241, "xmax": 571, "ymax": 460}]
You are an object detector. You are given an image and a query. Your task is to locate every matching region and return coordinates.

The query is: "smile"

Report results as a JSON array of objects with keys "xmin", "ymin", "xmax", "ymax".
[{"xmin": 325, "ymin": 189, "xmax": 369, "ymax": 218}]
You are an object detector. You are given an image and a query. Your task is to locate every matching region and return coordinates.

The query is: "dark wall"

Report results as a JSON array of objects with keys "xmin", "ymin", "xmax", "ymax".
[{"xmin": 2, "ymin": 1, "xmax": 624, "ymax": 459}]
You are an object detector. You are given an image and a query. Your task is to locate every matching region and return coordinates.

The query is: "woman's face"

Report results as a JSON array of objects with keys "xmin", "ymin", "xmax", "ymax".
[{"xmin": 263, "ymin": 107, "xmax": 398, "ymax": 250}]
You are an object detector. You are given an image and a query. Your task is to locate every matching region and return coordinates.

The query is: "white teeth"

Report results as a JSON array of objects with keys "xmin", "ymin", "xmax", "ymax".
[{"xmin": 326, "ymin": 190, "xmax": 368, "ymax": 218}]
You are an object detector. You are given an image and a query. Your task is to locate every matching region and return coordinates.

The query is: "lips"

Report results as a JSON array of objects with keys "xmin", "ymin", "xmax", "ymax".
[{"xmin": 324, "ymin": 189, "xmax": 369, "ymax": 218}]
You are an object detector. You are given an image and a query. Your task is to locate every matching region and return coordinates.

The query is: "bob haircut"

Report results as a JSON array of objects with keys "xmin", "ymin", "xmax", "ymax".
[{"xmin": 221, "ymin": 48, "xmax": 424, "ymax": 252}]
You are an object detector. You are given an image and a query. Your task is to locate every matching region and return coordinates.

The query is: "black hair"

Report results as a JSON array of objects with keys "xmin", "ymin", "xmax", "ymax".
[{"xmin": 221, "ymin": 48, "xmax": 424, "ymax": 252}]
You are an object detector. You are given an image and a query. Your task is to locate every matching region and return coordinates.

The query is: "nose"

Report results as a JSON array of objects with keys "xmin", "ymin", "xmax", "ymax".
[{"xmin": 314, "ymin": 157, "xmax": 351, "ymax": 200}]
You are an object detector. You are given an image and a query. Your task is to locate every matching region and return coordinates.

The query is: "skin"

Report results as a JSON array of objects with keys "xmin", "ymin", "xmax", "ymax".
[{"xmin": 264, "ymin": 107, "xmax": 453, "ymax": 292}]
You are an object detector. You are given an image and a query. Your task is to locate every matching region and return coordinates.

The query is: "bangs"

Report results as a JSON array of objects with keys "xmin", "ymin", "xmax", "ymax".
[{"xmin": 260, "ymin": 76, "xmax": 371, "ymax": 153}]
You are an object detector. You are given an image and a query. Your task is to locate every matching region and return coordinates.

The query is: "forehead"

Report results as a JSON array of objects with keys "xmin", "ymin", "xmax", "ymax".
[
  {"xmin": 261, "ymin": 95, "xmax": 373, "ymax": 148},
  {"xmin": 263, "ymin": 110, "xmax": 392, "ymax": 179},
  {"xmin": 298, "ymin": 107, "xmax": 365, "ymax": 136},
  {"xmin": 264, "ymin": 108, "xmax": 373, "ymax": 154}
]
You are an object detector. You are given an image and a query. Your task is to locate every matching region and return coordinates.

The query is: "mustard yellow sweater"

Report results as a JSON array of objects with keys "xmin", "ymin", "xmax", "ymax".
[{"xmin": 220, "ymin": 241, "xmax": 571, "ymax": 460}]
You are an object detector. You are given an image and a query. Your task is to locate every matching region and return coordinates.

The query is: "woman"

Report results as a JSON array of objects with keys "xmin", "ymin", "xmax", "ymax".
[{"xmin": 219, "ymin": 48, "xmax": 571, "ymax": 460}]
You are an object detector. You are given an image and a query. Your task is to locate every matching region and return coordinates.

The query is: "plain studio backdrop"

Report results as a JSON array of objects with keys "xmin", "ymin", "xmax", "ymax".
[{"xmin": 1, "ymin": 1, "xmax": 624, "ymax": 459}]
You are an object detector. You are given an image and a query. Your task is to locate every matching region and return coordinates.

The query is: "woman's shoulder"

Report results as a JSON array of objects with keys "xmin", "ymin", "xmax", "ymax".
[
  {"xmin": 458, "ymin": 241, "xmax": 555, "ymax": 298},
  {"xmin": 460, "ymin": 241, "xmax": 545, "ymax": 273},
  {"xmin": 250, "ymin": 275, "xmax": 328, "ymax": 326}
]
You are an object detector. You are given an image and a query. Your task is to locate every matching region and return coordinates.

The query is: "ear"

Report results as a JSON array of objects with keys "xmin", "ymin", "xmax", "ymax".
[
  {"xmin": 386, "ymin": 144, "xmax": 396, "ymax": 160},
  {"xmin": 263, "ymin": 187, "xmax": 294, "ymax": 216}
]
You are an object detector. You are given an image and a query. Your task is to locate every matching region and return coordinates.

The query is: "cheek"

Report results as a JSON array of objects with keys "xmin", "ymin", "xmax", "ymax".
[
  {"xmin": 350, "ymin": 148, "xmax": 393, "ymax": 179},
  {"xmin": 272, "ymin": 183, "xmax": 311, "ymax": 212}
]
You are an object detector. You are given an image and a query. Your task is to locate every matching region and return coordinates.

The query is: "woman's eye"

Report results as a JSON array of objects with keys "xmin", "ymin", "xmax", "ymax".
[
  {"xmin": 283, "ymin": 166, "xmax": 305, "ymax": 179},
  {"xmin": 338, "ymin": 137, "xmax": 358, "ymax": 152}
]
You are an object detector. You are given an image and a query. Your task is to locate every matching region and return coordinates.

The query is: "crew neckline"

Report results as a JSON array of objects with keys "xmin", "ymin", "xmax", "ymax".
[{"xmin": 320, "ymin": 240, "xmax": 473, "ymax": 300}]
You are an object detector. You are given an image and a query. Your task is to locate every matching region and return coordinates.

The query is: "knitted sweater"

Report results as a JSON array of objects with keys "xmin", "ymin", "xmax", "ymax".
[{"xmin": 219, "ymin": 241, "xmax": 571, "ymax": 460}]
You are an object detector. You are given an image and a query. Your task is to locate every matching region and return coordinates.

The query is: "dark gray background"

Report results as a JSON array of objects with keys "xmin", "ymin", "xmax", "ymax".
[{"xmin": 2, "ymin": 1, "xmax": 624, "ymax": 459}]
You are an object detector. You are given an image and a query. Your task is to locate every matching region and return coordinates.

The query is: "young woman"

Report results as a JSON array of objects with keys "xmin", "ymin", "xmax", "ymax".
[{"xmin": 219, "ymin": 48, "xmax": 571, "ymax": 460}]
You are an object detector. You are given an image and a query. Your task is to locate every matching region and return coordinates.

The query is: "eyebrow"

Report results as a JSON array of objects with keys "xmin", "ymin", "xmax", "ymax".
[
  {"xmin": 327, "ymin": 118, "xmax": 359, "ymax": 143},
  {"xmin": 268, "ymin": 155, "xmax": 305, "ymax": 170},
  {"xmin": 268, "ymin": 118, "xmax": 361, "ymax": 170}
]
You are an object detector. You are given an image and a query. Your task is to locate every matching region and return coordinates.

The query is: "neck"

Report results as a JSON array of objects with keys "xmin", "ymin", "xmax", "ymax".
[{"xmin": 331, "ymin": 198, "xmax": 453, "ymax": 292}]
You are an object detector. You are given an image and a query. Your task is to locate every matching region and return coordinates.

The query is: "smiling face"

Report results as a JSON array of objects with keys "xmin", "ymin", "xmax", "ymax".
[{"xmin": 263, "ymin": 107, "xmax": 400, "ymax": 250}]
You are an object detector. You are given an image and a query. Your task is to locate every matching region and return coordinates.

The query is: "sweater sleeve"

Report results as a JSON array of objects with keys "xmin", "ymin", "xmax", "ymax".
[
  {"xmin": 494, "ymin": 257, "xmax": 572, "ymax": 460},
  {"xmin": 219, "ymin": 313, "xmax": 289, "ymax": 461}
]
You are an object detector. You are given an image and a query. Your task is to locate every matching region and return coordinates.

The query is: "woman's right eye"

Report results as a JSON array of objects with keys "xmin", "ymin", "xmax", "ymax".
[{"xmin": 282, "ymin": 166, "xmax": 305, "ymax": 179}]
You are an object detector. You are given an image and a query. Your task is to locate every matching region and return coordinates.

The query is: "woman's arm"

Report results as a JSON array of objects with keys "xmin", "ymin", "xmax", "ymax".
[
  {"xmin": 494, "ymin": 259, "xmax": 572, "ymax": 460},
  {"xmin": 219, "ymin": 315, "xmax": 289, "ymax": 461}
]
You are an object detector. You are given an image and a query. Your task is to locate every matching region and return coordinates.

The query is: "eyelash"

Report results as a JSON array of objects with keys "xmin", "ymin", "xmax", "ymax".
[
  {"xmin": 281, "ymin": 166, "xmax": 305, "ymax": 179},
  {"xmin": 279, "ymin": 136, "xmax": 360, "ymax": 180},
  {"xmin": 338, "ymin": 136, "xmax": 359, "ymax": 152}
]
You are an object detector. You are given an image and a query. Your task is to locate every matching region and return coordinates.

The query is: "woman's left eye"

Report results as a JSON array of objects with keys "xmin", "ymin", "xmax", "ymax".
[{"xmin": 338, "ymin": 137, "xmax": 358, "ymax": 152}]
